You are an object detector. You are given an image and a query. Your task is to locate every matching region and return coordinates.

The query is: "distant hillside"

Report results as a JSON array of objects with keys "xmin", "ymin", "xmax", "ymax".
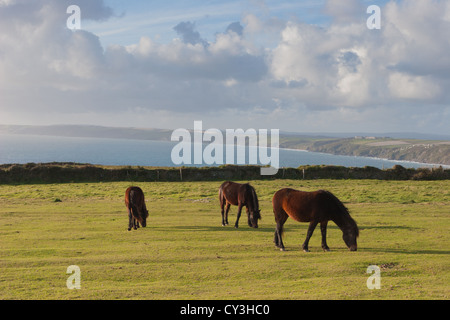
[
  {"xmin": 1, "ymin": 124, "xmax": 449, "ymax": 166},
  {"xmin": 303, "ymin": 138, "xmax": 450, "ymax": 166},
  {"xmin": 0, "ymin": 124, "xmax": 173, "ymax": 141},
  {"xmin": 280, "ymin": 131, "xmax": 450, "ymax": 140}
]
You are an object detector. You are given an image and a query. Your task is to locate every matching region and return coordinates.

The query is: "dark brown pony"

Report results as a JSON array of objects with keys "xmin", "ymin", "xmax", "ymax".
[
  {"xmin": 272, "ymin": 188, "xmax": 359, "ymax": 252},
  {"xmin": 125, "ymin": 186, "xmax": 149, "ymax": 231},
  {"xmin": 219, "ymin": 181, "xmax": 261, "ymax": 228}
]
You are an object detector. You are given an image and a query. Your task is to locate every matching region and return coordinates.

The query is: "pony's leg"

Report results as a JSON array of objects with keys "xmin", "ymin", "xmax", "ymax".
[
  {"xmin": 320, "ymin": 221, "xmax": 330, "ymax": 251},
  {"xmin": 273, "ymin": 228, "xmax": 279, "ymax": 247},
  {"xmin": 224, "ymin": 203, "xmax": 230, "ymax": 225},
  {"xmin": 127, "ymin": 208, "xmax": 133, "ymax": 231},
  {"xmin": 234, "ymin": 203, "xmax": 243, "ymax": 228},
  {"xmin": 302, "ymin": 221, "xmax": 318, "ymax": 252},
  {"xmin": 274, "ymin": 209, "xmax": 288, "ymax": 251}
]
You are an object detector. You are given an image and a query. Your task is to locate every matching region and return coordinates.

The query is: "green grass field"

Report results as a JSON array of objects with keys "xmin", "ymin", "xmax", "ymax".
[{"xmin": 0, "ymin": 179, "xmax": 449, "ymax": 300}]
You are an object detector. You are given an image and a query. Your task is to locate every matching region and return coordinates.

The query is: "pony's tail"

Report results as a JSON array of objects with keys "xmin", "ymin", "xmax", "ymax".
[
  {"xmin": 276, "ymin": 220, "xmax": 284, "ymax": 235},
  {"xmin": 219, "ymin": 186, "xmax": 224, "ymax": 207},
  {"xmin": 129, "ymin": 191, "xmax": 138, "ymax": 219},
  {"xmin": 272, "ymin": 192, "xmax": 287, "ymax": 236},
  {"xmin": 129, "ymin": 203, "xmax": 138, "ymax": 219}
]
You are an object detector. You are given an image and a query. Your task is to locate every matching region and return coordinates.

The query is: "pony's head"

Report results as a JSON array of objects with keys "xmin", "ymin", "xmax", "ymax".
[
  {"xmin": 246, "ymin": 184, "xmax": 261, "ymax": 228},
  {"xmin": 342, "ymin": 219, "xmax": 359, "ymax": 251},
  {"xmin": 248, "ymin": 209, "xmax": 261, "ymax": 228},
  {"xmin": 136, "ymin": 209, "xmax": 149, "ymax": 227}
]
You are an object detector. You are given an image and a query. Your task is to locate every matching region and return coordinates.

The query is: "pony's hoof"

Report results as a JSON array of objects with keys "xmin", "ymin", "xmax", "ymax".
[
  {"xmin": 303, "ymin": 249, "xmax": 310, "ymax": 253},
  {"xmin": 280, "ymin": 248, "xmax": 286, "ymax": 252},
  {"xmin": 323, "ymin": 248, "xmax": 330, "ymax": 252},
  {"xmin": 127, "ymin": 228, "xmax": 131, "ymax": 231}
]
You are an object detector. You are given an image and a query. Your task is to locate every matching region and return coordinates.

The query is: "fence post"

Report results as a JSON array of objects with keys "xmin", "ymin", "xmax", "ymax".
[{"xmin": 180, "ymin": 167, "xmax": 183, "ymax": 181}]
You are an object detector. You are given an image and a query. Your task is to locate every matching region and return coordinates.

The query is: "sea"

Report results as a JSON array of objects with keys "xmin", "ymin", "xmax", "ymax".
[{"xmin": 0, "ymin": 134, "xmax": 447, "ymax": 169}]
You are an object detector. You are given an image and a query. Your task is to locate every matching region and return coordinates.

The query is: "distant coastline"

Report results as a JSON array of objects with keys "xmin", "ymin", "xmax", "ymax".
[
  {"xmin": 281, "ymin": 147, "xmax": 450, "ymax": 169},
  {"xmin": 1, "ymin": 124, "xmax": 449, "ymax": 166},
  {"xmin": 299, "ymin": 137, "xmax": 450, "ymax": 166}
]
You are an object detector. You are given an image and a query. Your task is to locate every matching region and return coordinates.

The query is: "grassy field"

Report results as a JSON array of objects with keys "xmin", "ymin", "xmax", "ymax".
[{"xmin": 0, "ymin": 179, "xmax": 449, "ymax": 300}]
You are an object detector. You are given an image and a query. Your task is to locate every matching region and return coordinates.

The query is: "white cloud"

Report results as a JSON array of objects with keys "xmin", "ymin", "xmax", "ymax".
[
  {"xmin": 388, "ymin": 73, "xmax": 441, "ymax": 100},
  {"xmin": 324, "ymin": 0, "xmax": 365, "ymax": 24},
  {"xmin": 0, "ymin": 0, "xmax": 449, "ymax": 134}
]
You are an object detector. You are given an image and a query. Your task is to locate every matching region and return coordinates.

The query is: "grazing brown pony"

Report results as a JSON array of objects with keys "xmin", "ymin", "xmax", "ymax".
[
  {"xmin": 219, "ymin": 181, "xmax": 261, "ymax": 228},
  {"xmin": 125, "ymin": 186, "xmax": 149, "ymax": 231},
  {"xmin": 272, "ymin": 188, "xmax": 359, "ymax": 252}
]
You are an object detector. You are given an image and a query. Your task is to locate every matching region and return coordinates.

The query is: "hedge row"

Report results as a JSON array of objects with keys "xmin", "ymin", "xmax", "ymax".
[{"xmin": 0, "ymin": 162, "xmax": 448, "ymax": 184}]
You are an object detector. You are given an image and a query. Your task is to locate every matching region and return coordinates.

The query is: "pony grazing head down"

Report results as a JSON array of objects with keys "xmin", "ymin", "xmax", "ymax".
[
  {"xmin": 272, "ymin": 188, "xmax": 359, "ymax": 252},
  {"xmin": 219, "ymin": 181, "xmax": 262, "ymax": 229},
  {"xmin": 342, "ymin": 216, "xmax": 359, "ymax": 251},
  {"xmin": 248, "ymin": 207, "xmax": 261, "ymax": 228},
  {"xmin": 245, "ymin": 184, "xmax": 261, "ymax": 228},
  {"xmin": 125, "ymin": 186, "xmax": 149, "ymax": 231},
  {"xmin": 135, "ymin": 208, "xmax": 149, "ymax": 228}
]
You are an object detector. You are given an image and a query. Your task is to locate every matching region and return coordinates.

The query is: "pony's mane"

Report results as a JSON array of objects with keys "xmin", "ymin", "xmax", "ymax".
[
  {"xmin": 245, "ymin": 183, "xmax": 261, "ymax": 220},
  {"xmin": 321, "ymin": 190, "xmax": 359, "ymax": 237}
]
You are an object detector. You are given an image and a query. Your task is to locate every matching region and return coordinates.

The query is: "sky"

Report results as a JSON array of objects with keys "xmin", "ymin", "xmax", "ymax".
[{"xmin": 0, "ymin": 0, "xmax": 449, "ymax": 134}]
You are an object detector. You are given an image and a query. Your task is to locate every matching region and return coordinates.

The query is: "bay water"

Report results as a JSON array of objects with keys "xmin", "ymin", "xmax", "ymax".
[{"xmin": 0, "ymin": 134, "xmax": 445, "ymax": 169}]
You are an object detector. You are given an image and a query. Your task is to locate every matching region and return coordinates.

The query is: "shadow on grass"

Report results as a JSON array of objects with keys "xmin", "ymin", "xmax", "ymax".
[
  {"xmin": 361, "ymin": 247, "xmax": 450, "ymax": 255},
  {"xmin": 357, "ymin": 225, "xmax": 423, "ymax": 231},
  {"xmin": 161, "ymin": 224, "xmax": 423, "ymax": 236},
  {"xmin": 168, "ymin": 225, "xmax": 275, "ymax": 233}
]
